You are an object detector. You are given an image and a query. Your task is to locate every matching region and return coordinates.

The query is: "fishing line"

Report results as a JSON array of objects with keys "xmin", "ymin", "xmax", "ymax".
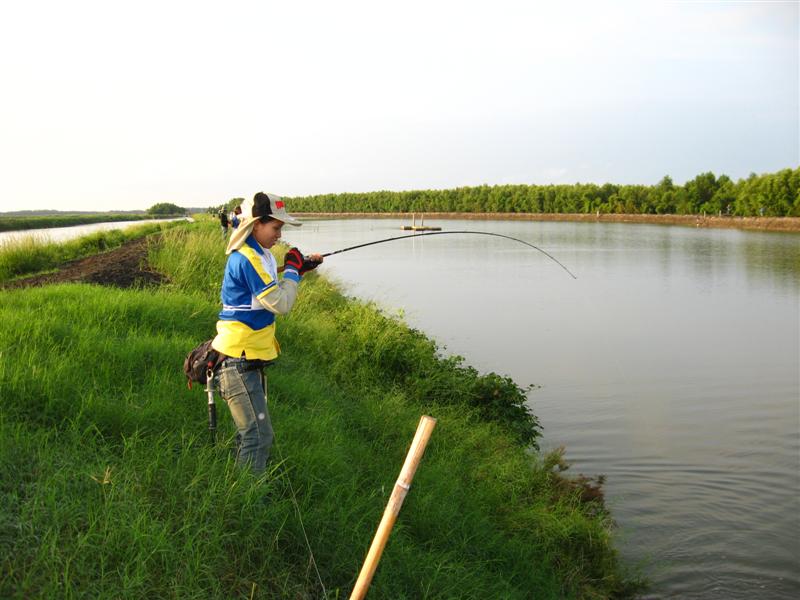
[
  {"xmin": 302, "ymin": 230, "xmax": 578, "ymax": 279},
  {"xmin": 274, "ymin": 440, "xmax": 329, "ymax": 598}
]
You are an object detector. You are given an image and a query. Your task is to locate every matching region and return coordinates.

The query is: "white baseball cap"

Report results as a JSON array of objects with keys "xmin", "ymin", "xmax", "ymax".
[
  {"xmin": 248, "ymin": 192, "xmax": 301, "ymax": 226},
  {"xmin": 225, "ymin": 192, "xmax": 302, "ymax": 254}
]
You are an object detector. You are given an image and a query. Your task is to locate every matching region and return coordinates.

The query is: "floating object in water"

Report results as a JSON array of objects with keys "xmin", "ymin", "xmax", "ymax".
[{"xmin": 400, "ymin": 213, "xmax": 441, "ymax": 231}]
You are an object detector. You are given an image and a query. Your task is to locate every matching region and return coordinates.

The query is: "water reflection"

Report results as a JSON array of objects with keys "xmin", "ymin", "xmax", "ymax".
[{"xmin": 288, "ymin": 217, "xmax": 800, "ymax": 599}]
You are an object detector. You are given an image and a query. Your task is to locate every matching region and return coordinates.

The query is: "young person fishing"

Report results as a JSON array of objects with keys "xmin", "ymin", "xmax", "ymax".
[{"xmin": 211, "ymin": 192, "xmax": 322, "ymax": 473}]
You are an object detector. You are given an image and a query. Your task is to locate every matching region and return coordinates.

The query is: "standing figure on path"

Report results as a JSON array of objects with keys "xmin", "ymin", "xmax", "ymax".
[
  {"xmin": 231, "ymin": 205, "xmax": 242, "ymax": 230},
  {"xmin": 218, "ymin": 208, "xmax": 229, "ymax": 239},
  {"xmin": 211, "ymin": 192, "xmax": 322, "ymax": 473}
]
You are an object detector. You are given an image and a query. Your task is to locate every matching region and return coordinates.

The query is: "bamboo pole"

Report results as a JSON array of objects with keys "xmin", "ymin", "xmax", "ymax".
[{"xmin": 349, "ymin": 415, "xmax": 437, "ymax": 600}]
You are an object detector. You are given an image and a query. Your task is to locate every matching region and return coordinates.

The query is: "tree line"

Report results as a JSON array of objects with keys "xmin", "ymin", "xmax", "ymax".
[
  {"xmin": 147, "ymin": 203, "xmax": 186, "ymax": 216},
  {"xmin": 206, "ymin": 198, "xmax": 244, "ymax": 215},
  {"xmin": 287, "ymin": 168, "xmax": 800, "ymax": 217}
]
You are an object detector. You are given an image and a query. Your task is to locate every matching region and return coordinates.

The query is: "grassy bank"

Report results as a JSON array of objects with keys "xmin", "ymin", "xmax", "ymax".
[
  {"xmin": 0, "ymin": 220, "xmax": 186, "ymax": 283},
  {"xmin": 0, "ymin": 214, "xmax": 162, "ymax": 232},
  {"xmin": 0, "ymin": 222, "xmax": 642, "ymax": 598}
]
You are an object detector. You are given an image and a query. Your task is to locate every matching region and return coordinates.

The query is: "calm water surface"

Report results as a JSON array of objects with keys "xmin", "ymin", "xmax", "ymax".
[
  {"xmin": 286, "ymin": 218, "xmax": 799, "ymax": 599},
  {"xmin": 0, "ymin": 217, "xmax": 189, "ymax": 244}
]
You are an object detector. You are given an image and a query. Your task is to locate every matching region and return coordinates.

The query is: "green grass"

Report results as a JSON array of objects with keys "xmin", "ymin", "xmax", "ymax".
[
  {"xmin": 0, "ymin": 220, "xmax": 186, "ymax": 283},
  {"xmin": 0, "ymin": 222, "xmax": 644, "ymax": 598}
]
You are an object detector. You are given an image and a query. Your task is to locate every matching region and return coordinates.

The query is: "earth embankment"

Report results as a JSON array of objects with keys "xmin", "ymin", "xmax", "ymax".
[{"xmin": 2, "ymin": 236, "xmax": 165, "ymax": 289}]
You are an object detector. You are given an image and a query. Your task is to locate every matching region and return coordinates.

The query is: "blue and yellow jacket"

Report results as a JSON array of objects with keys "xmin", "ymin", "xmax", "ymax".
[{"xmin": 211, "ymin": 235, "xmax": 301, "ymax": 360}]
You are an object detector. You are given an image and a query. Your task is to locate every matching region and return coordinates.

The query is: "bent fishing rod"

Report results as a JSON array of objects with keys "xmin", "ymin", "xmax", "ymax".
[{"xmin": 286, "ymin": 230, "xmax": 578, "ymax": 279}]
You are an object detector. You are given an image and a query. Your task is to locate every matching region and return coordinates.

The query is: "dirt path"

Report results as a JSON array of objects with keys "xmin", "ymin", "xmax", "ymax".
[{"xmin": 3, "ymin": 236, "xmax": 166, "ymax": 290}]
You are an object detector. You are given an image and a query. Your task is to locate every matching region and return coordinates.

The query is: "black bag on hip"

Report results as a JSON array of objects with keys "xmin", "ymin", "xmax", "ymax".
[{"xmin": 183, "ymin": 339, "xmax": 224, "ymax": 389}]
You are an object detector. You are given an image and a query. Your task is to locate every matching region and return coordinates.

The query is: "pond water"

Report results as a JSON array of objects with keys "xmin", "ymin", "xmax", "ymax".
[
  {"xmin": 0, "ymin": 217, "xmax": 190, "ymax": 245},
  {"xmin": 286, "ymin": 217, "xmax": 800, "ymax": 599}
]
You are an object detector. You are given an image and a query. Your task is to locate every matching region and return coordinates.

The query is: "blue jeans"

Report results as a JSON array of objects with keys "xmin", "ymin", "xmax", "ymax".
[{"xmin": 218, "ymin": 359, "xmax": 274, "ymax": 474}]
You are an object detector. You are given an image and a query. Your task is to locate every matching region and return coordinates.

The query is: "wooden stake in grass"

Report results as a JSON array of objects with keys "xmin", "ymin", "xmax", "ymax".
[{"xmin": 350, "ymin": 415, "xmax": 437, "ymax": 600}]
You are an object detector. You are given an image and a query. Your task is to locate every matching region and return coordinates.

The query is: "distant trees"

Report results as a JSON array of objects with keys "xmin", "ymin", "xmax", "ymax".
[
  {"xmin": 287, "ymin": 168, "xmax": 800, "ymax": 217},
  {"xmin": 207, "ymin": 198, "xmax": 245, "ymax": 216},
  {"xmin": 224, "ymin": 198, "xmax": 244, "ymax": 212},
  {"xmin": 147, "ymin": 203, "xmax": 185, "ymax": 216}
]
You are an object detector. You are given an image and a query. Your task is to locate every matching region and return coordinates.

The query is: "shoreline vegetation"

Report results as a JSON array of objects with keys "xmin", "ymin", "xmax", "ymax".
[
  {"xmin": 287, "ymin": 167, "xmax": 800, "ymax": 226},
  {"xmin": 294, "ymin": 211, "xmax": 800, "ymax": 232},
  {"xmin": 0, "ymin": 217, "xmax": 643, "ymax": 598}
]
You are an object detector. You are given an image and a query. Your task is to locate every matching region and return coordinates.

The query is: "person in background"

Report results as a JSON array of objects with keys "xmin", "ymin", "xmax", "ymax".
[
  {"xmin": 211, "ymin": 192, "xmax": 322, "ymax": 473},
  {"xmin": 231, "ymin": 205, "xmax": 242, "ymax": 229},
  {"xmin": 218, "ymin": 208, "xmax": 229, "ymax": 239}
]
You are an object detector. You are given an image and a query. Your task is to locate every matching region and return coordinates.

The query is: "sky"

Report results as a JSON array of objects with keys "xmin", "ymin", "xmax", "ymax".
[{"xmin": 0, "ymin": 0, "xmax": 797, "ymax": 212}]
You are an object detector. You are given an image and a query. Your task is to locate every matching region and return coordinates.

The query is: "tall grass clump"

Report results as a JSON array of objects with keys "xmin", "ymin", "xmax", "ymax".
[
  {"xmin": 0, "ymin": 220, "xmax": 186, "ymax": 283},
  {"xmin": 0, "ymin": 221, "xmax": 643, "ymax": 598},
  {"xmin": 150, "ymin": 225, "xmax": 229, "ymax": 300}
]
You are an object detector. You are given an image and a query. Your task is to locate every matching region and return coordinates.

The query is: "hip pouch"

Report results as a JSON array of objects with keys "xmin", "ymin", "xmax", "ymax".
[{"xmin": 183, "ymin": 339, "xmax": 225, "ymax": 389}]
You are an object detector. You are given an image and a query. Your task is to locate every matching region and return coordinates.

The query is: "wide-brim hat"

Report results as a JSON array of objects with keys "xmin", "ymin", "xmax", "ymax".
[{"xmin": 226, "ymin": 192, "xmax": 302, "ymax": 255}]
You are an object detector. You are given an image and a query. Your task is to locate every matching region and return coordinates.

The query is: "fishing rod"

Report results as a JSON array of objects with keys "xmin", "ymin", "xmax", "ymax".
[
  {"xmin": 286, "ymin": 231, "xmax": 577, "ymax": 279},
  {"xmin": 326, "ymin": 231, "xmax": 576, "ymax": 278}
]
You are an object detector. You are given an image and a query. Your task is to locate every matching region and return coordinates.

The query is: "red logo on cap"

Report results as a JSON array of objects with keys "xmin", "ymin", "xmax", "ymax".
[{"xmin": 275, "ymin": 200, "xmax": 285, "ymax": 209}]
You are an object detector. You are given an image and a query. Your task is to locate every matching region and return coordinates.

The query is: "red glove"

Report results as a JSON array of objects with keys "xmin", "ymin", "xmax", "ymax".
[
  {"xmin": 283, "ymin": 248, "xmax": 305, "ymax": 280},
  {"xmin": 285, "ymin": 248, "xmax": 323, "ymax": 278},
  {"xmin": 284, "ymin": 247, "xmax": 304, "ymax": 272}
]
